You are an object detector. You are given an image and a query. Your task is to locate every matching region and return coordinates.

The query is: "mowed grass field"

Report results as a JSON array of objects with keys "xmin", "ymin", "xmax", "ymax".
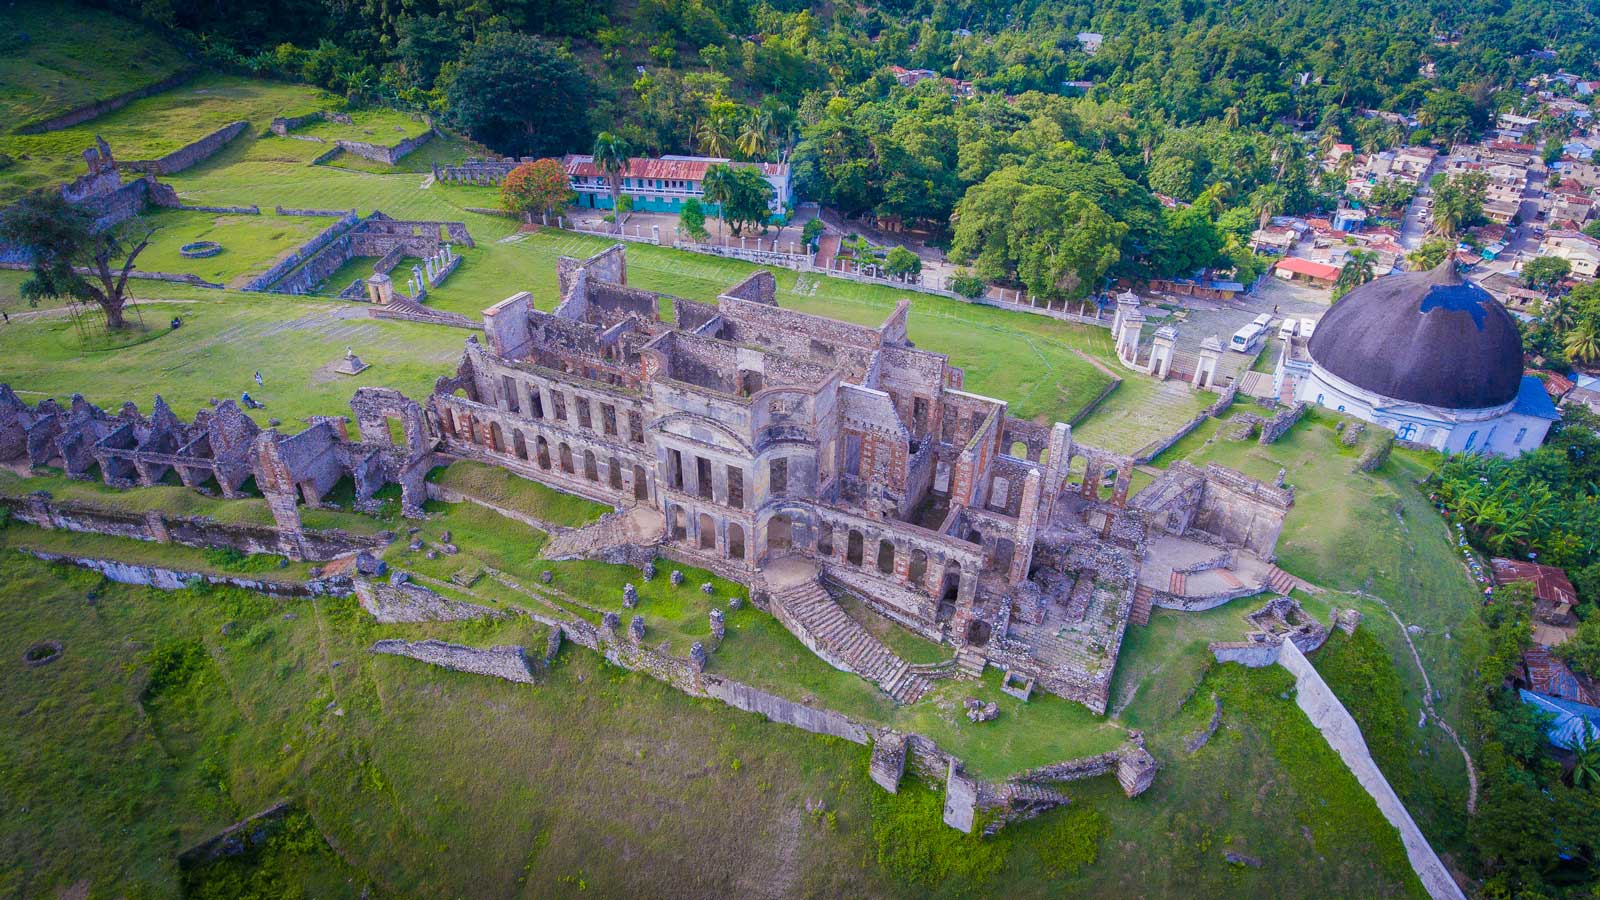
[
  {"xmin": 0, "ymin": 0, "xmax": 190, "ymax": 131},
  {"xmin": 0, "ymin": 74, "xmax": 338, "ymax": 203}
]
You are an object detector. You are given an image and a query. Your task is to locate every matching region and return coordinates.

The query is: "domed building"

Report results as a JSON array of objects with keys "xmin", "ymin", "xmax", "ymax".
[{"xmin": 1272, "ymin": 261, "xmax": 1557, "ymax": 456}]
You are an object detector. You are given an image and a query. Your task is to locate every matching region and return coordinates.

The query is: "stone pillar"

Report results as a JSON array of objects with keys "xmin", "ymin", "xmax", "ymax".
[
  {"xmin": 651, "ymin": 224, "xmax": 661, "ymax": 245},
  {"xmin": 629, "ymin": 615, "xmax": 645, "ymax": 642},
  {"xmin": 1149, "ymin": 325, "xmax": 1178, "ymax": 380},
  {"xmin": 425, "ymin": 257, "xmax": 437, "ymax": 280},
  {"xmin": 709, "ymin": 608, "xmax": 725, "ymax": 640},
  {"xmin": 1195, "ymin": 336, "xmax": 1223, "ymax": 390}
]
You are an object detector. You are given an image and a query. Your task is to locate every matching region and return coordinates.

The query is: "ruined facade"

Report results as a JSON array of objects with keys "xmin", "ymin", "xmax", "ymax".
[
  {"xmin": 0, "ymin": 384, "xmax": 434, "ymax": 560},
  {"xmin": 421, "ymin": 245, "xmax": 1286, "ymax": 712}
]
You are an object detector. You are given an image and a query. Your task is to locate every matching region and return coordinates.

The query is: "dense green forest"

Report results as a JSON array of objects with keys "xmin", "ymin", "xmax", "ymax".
[{"xmin": 87, "ymin": 0, "xmax": 1600, "ymax": 300}]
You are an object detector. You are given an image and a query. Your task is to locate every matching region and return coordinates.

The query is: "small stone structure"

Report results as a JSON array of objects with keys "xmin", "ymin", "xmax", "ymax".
[{"xmin": 179, "ymin": 240, "xmax": 223, "ymax": 258}]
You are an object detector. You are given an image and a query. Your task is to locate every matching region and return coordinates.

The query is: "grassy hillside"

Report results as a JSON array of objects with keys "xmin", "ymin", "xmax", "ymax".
[{"xmin": 0, "ymin": 0, "xmax": 190, "ymax": 131}]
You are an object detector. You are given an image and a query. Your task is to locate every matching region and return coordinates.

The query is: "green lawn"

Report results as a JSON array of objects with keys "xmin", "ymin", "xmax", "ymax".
[
  {"xmin": 0, "ymin": 281, "xmax": 467, "ymax": 432},
  {"xmin": 1150, "ymin": 409, "xmax": 1481, "ymax": 856},
  {"xmin": 0, "ymin": 1, "xmax": 190, "ymax": 131},
  {"xmin": 0, "ymin": 545, "xmax": 1427, "ymax": 899},
  {"xmin": 292, "ymin": 107, "xmax": 432, "ymax": 144},
  {"xmin": 425, "ymin": 460, "xmax": 611, "ymax": 528},
  {"xmin": 131, "ymin": 208, "xmax": 335, "ymax": 288},
  {"xmin": 0, "ymin": 74, "xmax": 336, "ymax": 203}
]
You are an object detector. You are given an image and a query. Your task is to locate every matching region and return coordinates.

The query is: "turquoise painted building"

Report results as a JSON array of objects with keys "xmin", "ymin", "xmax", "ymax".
[{"xmin": 562, "ymin": 154, "xmax": 792, "ymax": 219}]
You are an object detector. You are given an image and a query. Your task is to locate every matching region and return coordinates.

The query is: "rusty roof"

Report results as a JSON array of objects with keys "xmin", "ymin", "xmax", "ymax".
[
  {"xmin": 1492, "ymin": 557, "xmax": 1578, "ymax": 606},
  {"xmin": 562, "ymin": 155, "xmax": 787, "ymax": 182},
  {"xmin": 1524, "ymin": 646, "xmax": 1596, "ymax": 704}
]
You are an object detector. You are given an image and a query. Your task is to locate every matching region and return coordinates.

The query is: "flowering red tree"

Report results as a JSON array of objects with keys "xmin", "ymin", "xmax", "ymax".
[{"xmin": 500, "ymin": 158, "xmax": 572, "ymax": 222}]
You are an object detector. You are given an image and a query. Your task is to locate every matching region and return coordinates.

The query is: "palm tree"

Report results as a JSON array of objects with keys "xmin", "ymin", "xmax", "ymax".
[
  {"xmin": 592, "ymin": 132, "xmax": 632, "ymax": 233},
  {"xmin": 696, "ymin": 109, "xmax": 737, "ymax": 158},
  {"xmin": 1565, "ymin": 322, "xmax": 1600, "ymax": 364},
  {"xmin": 1571, "ymin": 735, "xmax": 1600, "ymax": 790},
  {"xmin": 1253, "ymin": 184, "xmax": 1287, "ymax": 229},
  {"xmin": 1334, "ymin": 250, "xmax": 1378, "ymax": 299},
  {"xmin": 1543, "ymin": 294, "xmax": 1577, "ymax": 333},
  {"xmin": 736, "ymin": 113, "xmax": 769, "ymax": 161},
  {"xmin": 701, "ymin": 164, "xmax": 735, "ymax": 245}
]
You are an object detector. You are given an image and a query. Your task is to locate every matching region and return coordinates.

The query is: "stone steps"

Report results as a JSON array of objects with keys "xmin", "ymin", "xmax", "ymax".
[
  {"xmin": 773, "ymin": 579, "xmax": 931, "ymax": 704},
  {"xmin": 1267, "ymin": 565, "xmax": 1301, "ymax": 595},
  {"xmin": 954, "ymin": 647, "xmax": 987, "ymax": 678},
  {"xmin": 1129, "ymin": 585, "xmax": 1154, "ymax": 626},
  {"xmin": 1168, "ymin": 571, "xmax": 1187, "ymax": 594}
]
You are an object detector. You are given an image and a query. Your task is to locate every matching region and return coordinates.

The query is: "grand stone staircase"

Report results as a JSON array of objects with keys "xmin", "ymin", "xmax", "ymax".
[
  {"xmin": 1129, "ymin": 585, "xmax": 1155, "ymax": 626},
  {"xmin": 766, "ymin": 559, "xmax": 932, "ymax": 704}
]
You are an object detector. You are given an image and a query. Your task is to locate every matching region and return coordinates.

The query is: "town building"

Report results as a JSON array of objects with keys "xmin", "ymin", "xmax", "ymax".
[
  {"xmin": 1273, "ymin": 262, "xmax": 1558, "ymax": 455},
  {"xmin": 1541, "ymin": 230, "xmax": 1600, "ymax": 279},
  {"xmin": 559, "ymin": 154, "xmax": 792, "ymax": 218}
]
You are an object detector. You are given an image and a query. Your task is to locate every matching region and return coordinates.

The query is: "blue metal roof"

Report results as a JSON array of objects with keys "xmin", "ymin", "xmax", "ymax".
[
  {"xmin": 1513, "ymin": 375, "xmax": 1561, "ymax": 419},
  {"xmin": 1521, "ymin": 690, "xmax": 1600, "ymax": 749}
]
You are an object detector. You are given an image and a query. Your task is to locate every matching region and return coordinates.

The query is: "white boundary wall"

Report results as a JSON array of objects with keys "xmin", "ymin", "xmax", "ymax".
[{"xmin": 1277, "ymin": 641, "xmax": 1466, "ymax": 900}]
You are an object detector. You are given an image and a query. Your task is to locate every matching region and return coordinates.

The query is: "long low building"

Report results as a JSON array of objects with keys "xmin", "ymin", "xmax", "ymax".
[
  {"xmin": 561, "ymin": 154, "xmax": 792, "ymax": 218},
  {"xmin": 1273, "ymin": 261, "xmax": 1558, "ymax": 455}
]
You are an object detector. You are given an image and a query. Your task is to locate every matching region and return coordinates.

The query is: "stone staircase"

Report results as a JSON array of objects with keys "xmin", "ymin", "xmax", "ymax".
[
  {"xmin": 1129, "ymin": 585, "xmax": 1154, "ymax": 626},
  {"xmin": 954, "ymin": 647, "xmax": 988, "ymax": 679},
  {"xmin": 1266, "ymin": 565, "xmax": 1301, "ymax": 595},
  {"xmin": 1168, "ymin": 571, "xmax": 1187, "ymax": 594},
  {"xmin": 770, "ymin": 576, "xmax": 932, "ymax": 704},
  {"xmin": 541, "ymin": 507, "xmax": 664, "ymax": 560}
]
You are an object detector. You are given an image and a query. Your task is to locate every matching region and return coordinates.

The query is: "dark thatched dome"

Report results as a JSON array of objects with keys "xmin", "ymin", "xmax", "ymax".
[{"xmin": 1306, "ymin": 261, "xmax": 1524, "ymax": 410}]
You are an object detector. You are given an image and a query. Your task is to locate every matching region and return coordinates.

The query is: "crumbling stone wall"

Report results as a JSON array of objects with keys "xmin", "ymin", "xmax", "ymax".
[
  {"xmin": 336, "ymin": 129, "xmax": 434, "ymax": 165},
  {"xmin": 354, "ymin": 579, "xmax": 503, "ymax": 623},
  {"xmin": 1258, "ymin": 402, "xmax": 1307, "ymax": 445},
  {"xmin": 372, "ymin": 638, "xmax": 535, "ymax": 683},
  {"xmin": 19, "ymin": 549, "xmax": 352, "ymax": 597}
]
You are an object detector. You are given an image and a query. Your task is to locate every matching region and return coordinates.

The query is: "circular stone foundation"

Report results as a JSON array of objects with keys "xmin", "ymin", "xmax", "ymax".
[
  {"xmin": 179, "ymin": 240, "xmax": 223, "ymax": 259},
  {"xmin": 23, "ymin": 640, "xmax": 63, "ymax": 668}
]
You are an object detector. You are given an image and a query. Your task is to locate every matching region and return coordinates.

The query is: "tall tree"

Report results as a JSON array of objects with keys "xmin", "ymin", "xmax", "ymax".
[
  {"xmin": 0, "ymin": 190, "xmax": 152, "ymax": 331},
  {"xmin": 701, "ymin": 163, "xmax": 736, "ymax": 242},
  {"xmin": 445, "ymin": 33, "xmax": 592, "ymax": 157}
]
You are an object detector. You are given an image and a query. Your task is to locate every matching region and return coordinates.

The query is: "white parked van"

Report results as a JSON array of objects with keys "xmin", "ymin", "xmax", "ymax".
[
  {"xmin": 1300, "ymin": 317, "xmax": 1317, "ymax": 339},
  {"xmin": 1231, "ymin": 323, "xmax": 1267, "ymax": 353},
  {"xmin": 1278, "ymin": 318, "xmax": 1298, "ymax": 339}
]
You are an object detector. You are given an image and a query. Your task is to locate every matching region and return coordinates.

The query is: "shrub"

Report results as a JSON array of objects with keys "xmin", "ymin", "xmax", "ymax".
[{"xmin": 951, "ymin": 270, "xmax": 987, "ymax": 299}]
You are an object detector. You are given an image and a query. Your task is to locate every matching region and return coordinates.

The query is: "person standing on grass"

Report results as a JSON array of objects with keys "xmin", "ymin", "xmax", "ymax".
[{"xmin": 254, "ymin": 370, "xmax": 263, "ymax": 387}]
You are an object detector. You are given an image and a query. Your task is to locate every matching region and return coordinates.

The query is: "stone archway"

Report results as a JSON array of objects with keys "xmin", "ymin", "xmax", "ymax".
[{"xmin": 767, "ymin": 515, "xmax": 793, "ymax": 553}]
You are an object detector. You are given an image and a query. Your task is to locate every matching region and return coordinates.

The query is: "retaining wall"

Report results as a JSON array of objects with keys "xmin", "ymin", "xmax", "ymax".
[
  {"xmin": 0, "ymin": 494, "xmax": 382, "ymax": 561},
  {"xmin": 121, "ymin": 121, "xmax": 248, "ymax": 176},
  {"xmin": 17, "ymin": 548, "xmax": 352, "ymax": 598},
  {"xmin": 336, "ymin": 129, "xmax": 434, "ymax": 165},
  {"xmin": 1276, "ymin": 641, "xmax": 1466, "ymax": 900},
  {"xmin": 16, "ymin": 69, "xmax": 198, "ymax": 134},
  {"xmin": 372, "ymin": 638, "xmax": 536, "ymax": 683}
]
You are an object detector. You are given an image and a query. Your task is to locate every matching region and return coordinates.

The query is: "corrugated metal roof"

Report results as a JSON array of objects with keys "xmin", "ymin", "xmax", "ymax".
[{"xmin": 562, "ymin": 154, "xmax": 787, "ymax": 182}]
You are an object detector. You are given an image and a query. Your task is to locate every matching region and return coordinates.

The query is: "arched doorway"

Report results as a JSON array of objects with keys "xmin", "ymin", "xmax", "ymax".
[
  {"xmin": 728, "ymin": 523, "xmax": 746, "ymax": 559},
  {"xmin": 513, "ymin": 430, "xmax": 528, "ymax": 461},
  {"xmin": 536, "ymin": 436, "xmax": 551, "ymax": 469},
  {"xmin": 846, "ymin": 530, "xmax": 864, "ymax": 566},
  {"xmin": 559, "ymin": 443, "xmax": 574, "ymax": 474},
  {"xmin": 698, "ymin": 513, "xmax": 717, "ymax": 551}
]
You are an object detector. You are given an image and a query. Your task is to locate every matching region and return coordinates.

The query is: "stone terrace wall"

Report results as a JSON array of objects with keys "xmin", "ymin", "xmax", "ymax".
[
  {"xmin": 355, "ymin": 578, "xmax": 503, "ymax": 623},
  {"xmin": 337, "ymin": 129, "xmax": 434, "ymax": 165},
  {"xmin": 16, "ymin": 69, "xmax": 199, "ymax": 134},
  {"xmin": 702, "ymin": 675, "xmax": 872, "ymax": 744},
  {"xmin": 121, "ymin": 121, "xmax": 247, "ymax": 176},
  {"xmin": 242, "ymin": 213, "xmax": 360, "ymax": 292},
  {"xmin": 19, "ymin": 548, "xmax": 352, "ymax": 598},
  {"xmin": 0, "ymin": 494, "xmax": 381, "ymax": 561},
  {"xmin": 372, "ymin": 638, "xmax": 536, "ymax": 683}
]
